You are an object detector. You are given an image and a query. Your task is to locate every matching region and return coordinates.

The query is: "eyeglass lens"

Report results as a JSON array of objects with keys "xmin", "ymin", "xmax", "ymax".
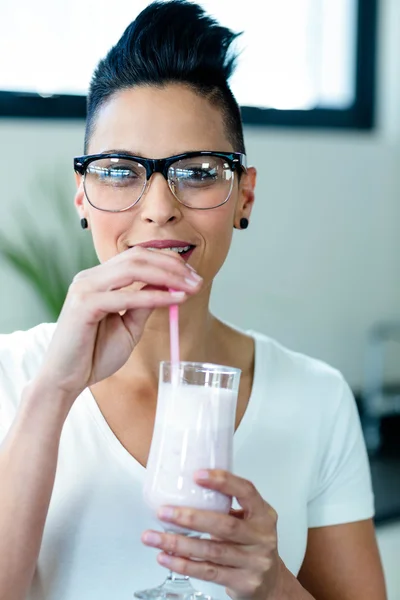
[{"xmin": 83, "ymin": 155, "xmax": 234, "ymax": 211}]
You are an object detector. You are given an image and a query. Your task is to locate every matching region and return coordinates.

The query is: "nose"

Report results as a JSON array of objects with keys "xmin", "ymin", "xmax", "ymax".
[{"xmin": 139, "ymin": 173, "xmax": 182, "ymax": 226}]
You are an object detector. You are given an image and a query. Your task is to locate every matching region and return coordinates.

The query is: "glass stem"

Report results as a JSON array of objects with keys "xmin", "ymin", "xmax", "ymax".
[{"xmin": 168, "ymin": 570, "xmax": 190, "ymax": 583}]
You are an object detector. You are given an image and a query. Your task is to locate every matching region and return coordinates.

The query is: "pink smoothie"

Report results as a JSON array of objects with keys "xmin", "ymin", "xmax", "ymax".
[{"xmin": 144, "ymin": 382, "xmax": 237, "ymax": 532}]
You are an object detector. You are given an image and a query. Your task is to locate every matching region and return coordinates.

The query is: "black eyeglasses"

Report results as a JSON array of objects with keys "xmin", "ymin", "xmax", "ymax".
[{"xmin": 73, "ymin": 151, "xmax": 247, "ymax": 212}]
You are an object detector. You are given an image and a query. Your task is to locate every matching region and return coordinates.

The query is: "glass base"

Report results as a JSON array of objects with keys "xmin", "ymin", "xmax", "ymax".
[{"xmin": 134, "ymin": 574, "xmax": 213, "ymax": 600}]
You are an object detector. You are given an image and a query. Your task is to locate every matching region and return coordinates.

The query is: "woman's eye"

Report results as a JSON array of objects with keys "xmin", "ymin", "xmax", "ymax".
[
  {"xmin": 103, "ymin": 167, "xmax": 136, "ymax": 179},
  {"xmin": 182, "ymin": 167, "xmax": 217, "ymax": 181},
  {"xmin": 87, "ymin": 164, "xmax": 142, "ymax": 183}
]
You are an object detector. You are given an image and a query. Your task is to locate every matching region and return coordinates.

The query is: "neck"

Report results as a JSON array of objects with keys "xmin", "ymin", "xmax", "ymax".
[{"xmin": 122, "ymin": 286, "xmax": 217, "ymax": 381}]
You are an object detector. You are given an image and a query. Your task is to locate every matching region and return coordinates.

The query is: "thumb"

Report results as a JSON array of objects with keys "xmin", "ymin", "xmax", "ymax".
[{"xmin": 122, "ymin": 307, "xmax": 153, "ymax": 345}]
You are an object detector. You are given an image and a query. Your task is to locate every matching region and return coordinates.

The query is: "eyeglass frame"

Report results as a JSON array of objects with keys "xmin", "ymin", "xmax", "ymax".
[{"xmin": 73, "ymin": 150, "xmax": 248, "ymax": 212}]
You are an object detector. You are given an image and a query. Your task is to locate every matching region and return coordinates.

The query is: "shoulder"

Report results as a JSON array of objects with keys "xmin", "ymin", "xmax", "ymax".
[
  {"xmin": 0, "ymin": 323, "xmax": 57, "ymax": 421},
  {"xmin": 251, "ymin": 329, "xmax": 345, "ymax": 390},
  {"xmin": 244, "ymin": 331, "xmax": 373, "ymax": 527},
  {"xmin": 249, "ymin": 330, "xmax": 351, "ymax": 422}
]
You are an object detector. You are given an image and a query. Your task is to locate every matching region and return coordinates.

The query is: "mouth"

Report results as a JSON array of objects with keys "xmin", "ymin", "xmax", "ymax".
[{"xmin": 135, "ymin": 240, "xmax": 196, "ymax": 261}]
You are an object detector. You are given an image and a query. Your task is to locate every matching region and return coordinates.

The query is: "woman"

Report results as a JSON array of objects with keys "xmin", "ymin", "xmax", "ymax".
[{"xmin": 0, "ymin": 2, "xmax": 386, "ymax": 599}]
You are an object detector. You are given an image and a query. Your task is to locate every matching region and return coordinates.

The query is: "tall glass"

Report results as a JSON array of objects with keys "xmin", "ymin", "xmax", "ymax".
[{"xmin": 135, "ymin": 361, "xmax": 241, "ymax": 600}]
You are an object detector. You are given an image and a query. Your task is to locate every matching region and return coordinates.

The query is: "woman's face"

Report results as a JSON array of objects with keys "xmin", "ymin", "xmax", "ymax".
[{"xmin": 75, "ymin": 84, "xmax": 256, "ymax": 288}]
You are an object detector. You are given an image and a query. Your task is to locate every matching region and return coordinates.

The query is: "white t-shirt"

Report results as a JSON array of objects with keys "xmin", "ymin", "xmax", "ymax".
[{"xmin": 0, "ymin": 323, "xmax": 374, "ymax": 600}]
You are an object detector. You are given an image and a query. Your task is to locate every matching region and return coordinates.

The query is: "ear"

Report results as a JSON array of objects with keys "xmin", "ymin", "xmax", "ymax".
[
  {"xmin": 234, "ymin": 166, "xmax": 256, "ymax": 228},
  {"xmin": 74, "ymin": 172, "xmax": 89, "ymax": 226}
]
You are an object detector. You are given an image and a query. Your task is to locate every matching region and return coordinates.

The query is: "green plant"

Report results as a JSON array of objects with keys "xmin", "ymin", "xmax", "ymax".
[{"xmin": 0, "ymin": 174, "xmax": 98, "ymax": 320}]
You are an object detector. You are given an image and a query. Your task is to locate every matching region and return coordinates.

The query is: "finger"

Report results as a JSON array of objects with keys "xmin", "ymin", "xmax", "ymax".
[
  {"xmin": 111, "ymin": 262, "xmax": 201, "ymax": 294},
  {"xmin": 156, "ymin": 553, "xmax": 258, "ymax": 595},
  {"xmin": 71, "ymin": 248, "xmax": 198, "ymax": 291},
  {"xmin": 73, "ymin": 246, "xmax": 196, "ymax": 289},
  {"xmin": 114, "ymin": 247, "xmax": 197, "ymax": 283},
  {"xmin": 79, "ymin": 289, "xmax": 188, "ymax": 324},
  {"xmin": 72, "ymin": 260, "xmax": 201, "ymax": 296},
  {"xmin": 229, "ymin": 508, "xmax": 245, "ymax": 518},
  {"xmin": 157, "ymin": 552, "xmax": 233, "ymax": 586},
  {"xmin": 157, "ymin": 506, "xmax": 258, "ymax": 545},
  {"xmin": 194, "ymin": 470, "xmax": 266, "ymax": 516},
  {"xmin": 211, "ymin": 507, "xmax": 245, "ymax": 542},
  {"xmin": 142, "ymin": 530, "xmax": 254, "ymax": 568}
]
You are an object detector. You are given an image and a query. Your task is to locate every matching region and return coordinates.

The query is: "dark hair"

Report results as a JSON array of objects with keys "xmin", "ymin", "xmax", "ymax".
[{"xmin": 85, "ymin": 0, "xmax": 245, "ymax": 154}]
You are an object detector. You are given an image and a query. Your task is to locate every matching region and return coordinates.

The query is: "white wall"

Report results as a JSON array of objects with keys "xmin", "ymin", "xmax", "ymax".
[{"xmin": 1, "ymin": 0, "xmax": 400, "ymax": 391}]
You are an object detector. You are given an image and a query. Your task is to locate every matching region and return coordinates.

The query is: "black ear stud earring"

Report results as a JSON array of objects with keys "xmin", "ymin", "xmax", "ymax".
[
  {"xmin": 239, "ymin": 217, "xmax": 249, "ymax": 230},
  {"xmin": 80, "ymin": 218, "xmax": 88, "ymax": 230}
]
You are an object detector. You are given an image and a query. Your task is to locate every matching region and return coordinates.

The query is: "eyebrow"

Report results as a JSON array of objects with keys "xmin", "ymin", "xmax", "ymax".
[
  {"xmin": 100, "ymin": 149, "xmax": 146, "ymax": 157},
  {"xmin": 99, "ymin": 148, "xmax": 209, "ymax": 158}
]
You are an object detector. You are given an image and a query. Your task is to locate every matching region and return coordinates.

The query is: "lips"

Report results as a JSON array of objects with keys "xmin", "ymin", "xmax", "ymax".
[{"xmin": 134, "ymin": 239, "xmax": 196, "ymax": 261}]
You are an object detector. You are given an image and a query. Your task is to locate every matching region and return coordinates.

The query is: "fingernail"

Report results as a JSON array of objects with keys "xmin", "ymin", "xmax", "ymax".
[
  {"xmin": 185, "ymin": 275, "xmax": 203, "ymax": 287},
  {"xmin": 143, "ymin": 532, "xmax": 162, "ymax": 546},
  {"xmin": 158, "ymin": 507, "xmax": 175, "ymax": 520},
  {"xmin": 186, "ymin": 263, "xmax": 197, "ymax": 272},
  {"xmin": 170, "ymin": 291, "xmax": 186, "ymax": 299},
  {"xmin": 189, "ymin": 271, "xmax": 203, "ymax": 281},
  {"xmin": 185, "ymin": 278, "xmax": 199, "ymax": 288},
  {"xmin": 195, "ymin": 470, "xmax": 210, "ymax": 481}
]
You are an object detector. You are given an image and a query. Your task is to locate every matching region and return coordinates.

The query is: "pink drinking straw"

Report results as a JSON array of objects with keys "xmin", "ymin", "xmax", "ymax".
[{"xmin": 168, "ymin": 290, "xmax": 180, "ymax": 383}]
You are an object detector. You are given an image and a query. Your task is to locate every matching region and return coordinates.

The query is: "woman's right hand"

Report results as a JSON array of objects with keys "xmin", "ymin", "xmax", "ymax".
[{"xmin": 36, "ymin": 247, "xmax": 202, "ymax": 402}]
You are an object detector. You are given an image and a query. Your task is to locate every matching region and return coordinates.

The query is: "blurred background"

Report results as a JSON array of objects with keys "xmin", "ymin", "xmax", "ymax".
[{"xmin": 0, "ymin": 0, "xmax": 399, "ymax": 596}]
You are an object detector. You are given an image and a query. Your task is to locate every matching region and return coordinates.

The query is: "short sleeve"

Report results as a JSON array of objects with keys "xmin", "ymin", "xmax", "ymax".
[
  {"xmin": 0, "ymin": 397, "xmax": 9, "ymax": 442},
  {"xmin": 0, "ymin": 324, "xmax": 56, "ymax": 444},
  {"xmin": 0, "ymin": 332, "xmax": 22, "ymax": 443},
  {"xmin": 307, "ymin": 377, "xmax": 374, "ymax": 528}
]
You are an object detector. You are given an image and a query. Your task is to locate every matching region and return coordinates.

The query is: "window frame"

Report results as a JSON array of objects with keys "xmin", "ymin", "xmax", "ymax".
[{"xmin": 0, "ymin": 0, "xmax": 377, "ymax": 129}]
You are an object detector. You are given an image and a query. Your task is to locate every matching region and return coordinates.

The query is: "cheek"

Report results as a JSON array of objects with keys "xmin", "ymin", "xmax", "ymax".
[
  {"xmin": 88, "ymin": 209, "xmax": 128, "ymax": 263},
  {"xmin": 194, "ymin": 204, "xmax": 234, "ymax": 274},
  {"xmin": 206, "ymin": 209, "xmax": 234, "ymax": 246}
]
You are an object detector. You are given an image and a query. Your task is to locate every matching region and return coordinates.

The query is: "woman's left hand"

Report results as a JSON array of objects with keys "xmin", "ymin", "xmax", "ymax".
[{"xmin": 142, "ymin": 470, "xmax": 282, "ymax": 600}]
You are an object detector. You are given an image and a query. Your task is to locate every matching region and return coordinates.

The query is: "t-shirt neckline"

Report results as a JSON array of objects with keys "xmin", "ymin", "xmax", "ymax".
[{"xmin": 82, "ymin": 330, "xmax": 266, "ymax": 476}]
